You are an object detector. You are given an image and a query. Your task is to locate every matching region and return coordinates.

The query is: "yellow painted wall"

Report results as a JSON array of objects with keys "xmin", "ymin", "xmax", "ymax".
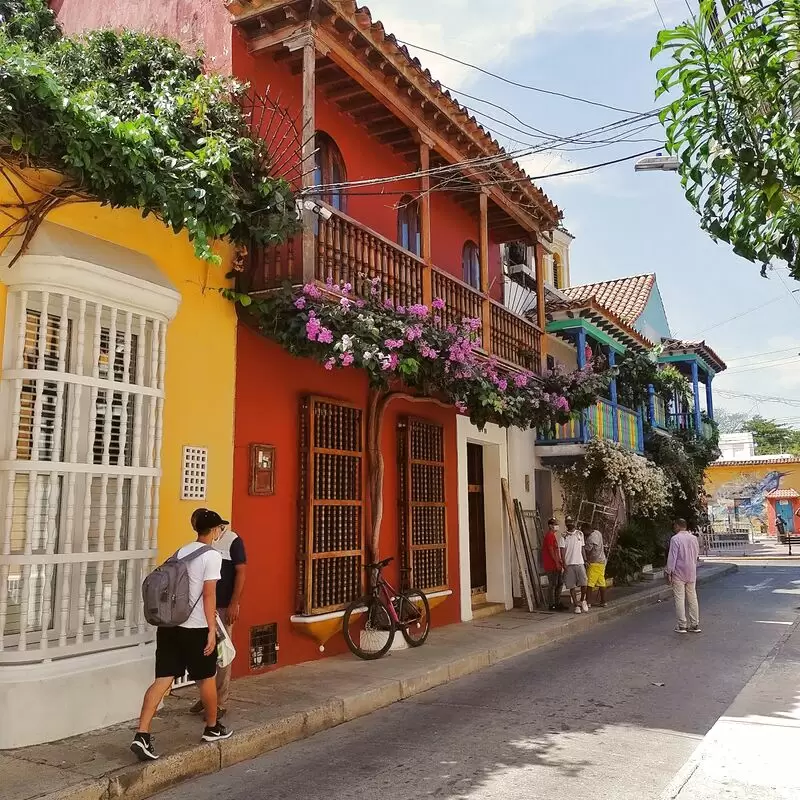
[
  {"xmin": 705, "ymin": 460, "xmax": 800, "ymax": 531},
  {"xmin": 0, "ymin": 171, "xmax": 237, "ymax": 558}
]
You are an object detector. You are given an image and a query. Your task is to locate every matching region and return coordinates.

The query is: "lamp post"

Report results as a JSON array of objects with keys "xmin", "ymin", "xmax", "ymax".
[{"xmin": 634, "ymin": 154, "xmax": 679, "ymax": 172}]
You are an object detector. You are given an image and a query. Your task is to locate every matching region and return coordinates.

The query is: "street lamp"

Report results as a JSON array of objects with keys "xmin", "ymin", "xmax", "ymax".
[{"xmin": 634, "ymin": 154, "xmax": 679, "ymax": 172}]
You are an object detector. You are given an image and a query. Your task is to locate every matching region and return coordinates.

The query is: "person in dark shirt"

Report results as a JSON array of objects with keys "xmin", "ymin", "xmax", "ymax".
[{"xmin": 189, "ymin": 511, "xmax": 247, "ymax": 718}]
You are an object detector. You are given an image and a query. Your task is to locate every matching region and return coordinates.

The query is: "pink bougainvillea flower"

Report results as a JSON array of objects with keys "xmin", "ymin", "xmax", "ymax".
[
  {"xmin": 355, "ymin": 299, "xmax": 365, "ymax": 308},
  {"xmin": 497, "ymin": 379, "xmax": 508, "ymax": 391},
  {"xmin": 383, "ymin": 298, "xmax": 394, "ymax": 310},
  {"xmin": 432, "ymin": 297, "xmax": 445, "ymax": 311},
  {"xmin": 384, "ymin": 338, "xmax": 404, "ymax": 350},
  {"xmin": 324, "ymin": 358, "xmax": 335, "ymax": 371},
  {"xmin": 325, "ymin": 275, "xmax": 334, "ymax": 288},
  {"xmin": 455, "ymin": 401, "xmax": 468, "ymax": 413},
  {"xmin": 343, "ymin": 282, "xmax": 352, "ymax": 295},
  {"xmin": 340, "ymin": 297, "xmax": 352, "ymax": 310},
  {"xmin": 317, "ymin": 327, "xmax": 334, "ymax": 344},
  {"xmin": 396, "ymin": 305, "xmax": 406, "ymax": 315},
  {"xmin": 408, "ymin": 304, "xmax": 429, "ymax": 317},
  {"xmin": 513, "ymin": 373, "xmax": 529, "ymax": 388},
  {"xmin": 340, "ymin": 352, "xmax": 354, "ymax": 366},
  {"xmin": 303, "ymin": 283, "xmax": 322, "ymax": 298},
  {"xmin": 305, "ymin": 314, "xmax": 321, "ymax": 341},
  {"xmin": 294, "ymin": 297, "xmax": 306, "ymax": 310},
  {"xmin": 405, "ymin": 325, "xmax": 423, "ymax": 342},
  {"xmin": 381, "ymin": 354, "xmax": 400, "ymax": 371}
]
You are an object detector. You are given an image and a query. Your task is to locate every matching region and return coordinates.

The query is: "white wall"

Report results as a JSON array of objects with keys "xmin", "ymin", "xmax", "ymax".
[
  {"xmin": 718, "ymin": 432, "xmax": 756, "ymax": 460},
  {"xmin": 456, "ymin": 417, "xmax": 511, "ymax": 621}
]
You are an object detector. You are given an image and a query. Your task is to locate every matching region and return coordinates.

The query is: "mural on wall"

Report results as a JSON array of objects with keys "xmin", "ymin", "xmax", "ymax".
[{"xmin": 708, "ymin": 470, "xmax": 791, "ymax": 529}]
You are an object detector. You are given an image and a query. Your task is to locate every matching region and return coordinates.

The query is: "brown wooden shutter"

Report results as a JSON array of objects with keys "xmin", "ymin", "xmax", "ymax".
[
  {"xmin": 398, "ymin": 417, "xmax": 448, "ymax": 592},
  {"xmin": 297, "ymin": 396, "xmax": 365, "ymax": 614}
]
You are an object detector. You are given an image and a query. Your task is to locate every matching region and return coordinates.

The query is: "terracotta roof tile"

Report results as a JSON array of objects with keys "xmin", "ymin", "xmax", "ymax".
[
  {"xmin": 561, "ymin": 274, "xmax": 655, "ymax": 326},
  {"xmin": 661, "ymin": 338, "xmax": 727, "ymax": 373},
  {"xmin": 766, "ymin": 489, "xmax": 800, "ymax": 499}
]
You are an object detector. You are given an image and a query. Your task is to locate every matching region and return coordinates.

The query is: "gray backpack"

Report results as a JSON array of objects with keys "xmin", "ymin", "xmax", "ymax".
[{"xmin": 141, "ymin": 545, "xmax": 213, "ymax": 627}]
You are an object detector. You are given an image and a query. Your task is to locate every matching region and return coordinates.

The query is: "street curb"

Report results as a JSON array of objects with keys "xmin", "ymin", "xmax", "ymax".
[{"xmin": 38, "ymin": 564, "xmax": 737, "ymax": 800}]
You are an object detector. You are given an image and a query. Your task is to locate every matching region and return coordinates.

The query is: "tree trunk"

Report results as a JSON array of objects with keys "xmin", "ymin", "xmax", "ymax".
[{"xmin": 365, "ymin": 388, "xmax": 450, "ymax": 561}]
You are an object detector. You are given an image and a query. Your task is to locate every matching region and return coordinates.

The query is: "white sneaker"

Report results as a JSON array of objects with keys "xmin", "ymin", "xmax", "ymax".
[
  {"xmin": 581, "ymin": 600, "xmax": 589, "ymax": 613},
  {"xmin": 574, "ymin": 606, "xmax": 582, "ymax": 614}
]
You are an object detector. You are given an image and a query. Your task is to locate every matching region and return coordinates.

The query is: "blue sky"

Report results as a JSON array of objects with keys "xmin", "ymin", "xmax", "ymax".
[{"xmin": 369, "ymin": 0, "xmax": 800, "ymax": 425}]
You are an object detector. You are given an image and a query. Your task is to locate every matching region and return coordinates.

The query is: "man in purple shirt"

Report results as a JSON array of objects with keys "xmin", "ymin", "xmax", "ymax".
[{"xmin": 665, "ymin": 518, "xmax": 701, "ymax": 634}]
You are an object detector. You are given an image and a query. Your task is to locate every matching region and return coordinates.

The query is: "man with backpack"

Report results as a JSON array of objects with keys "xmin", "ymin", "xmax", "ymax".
[{"xmin": 130, "ymin": 509, "xmax": 233, "ymax": 761}]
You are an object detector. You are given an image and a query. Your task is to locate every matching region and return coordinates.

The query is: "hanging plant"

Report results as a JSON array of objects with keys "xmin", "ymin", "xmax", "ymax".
[{"xmin": 0, "ymin": 0, "xmax": 299, "ymax": 264}]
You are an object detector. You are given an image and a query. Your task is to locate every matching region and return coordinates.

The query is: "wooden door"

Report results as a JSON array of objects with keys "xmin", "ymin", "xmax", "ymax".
[{"xmin": 467, "ymin": 443, "xmax": 487, "ymax": 592}]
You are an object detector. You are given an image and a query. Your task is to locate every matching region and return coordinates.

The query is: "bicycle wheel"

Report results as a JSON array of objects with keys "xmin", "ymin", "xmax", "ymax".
[
  {"xmin": 342, "ymin": 595, "xmax": 396, "ymax": 660},
  {"xmin": 398, "ymin": 588, "xmax": 430, "ymax": 647}
]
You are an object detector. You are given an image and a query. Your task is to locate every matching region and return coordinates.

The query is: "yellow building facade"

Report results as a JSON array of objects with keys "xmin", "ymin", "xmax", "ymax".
[
  {"xmin": 0, "ymin": 169, "xmax": 237, "ymax": 748},
  {"xmin": 705, "ymin": 456, "xmax": 800, "ymax": 535}
]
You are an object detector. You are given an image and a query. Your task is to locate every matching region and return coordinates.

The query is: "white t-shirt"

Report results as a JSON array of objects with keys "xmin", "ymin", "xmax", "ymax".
[
  {"xmin": 176, "ymin": 541, "xmax": 222, "ymax": 629},
  {"xmin": 560, "ymin": 530, "xmax": 585, "ymax": 566}
]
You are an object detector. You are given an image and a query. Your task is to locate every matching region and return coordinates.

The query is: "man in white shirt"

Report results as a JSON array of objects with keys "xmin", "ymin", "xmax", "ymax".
[
  {"xmin": 131, "ymin": 509, "xmax": 233, "ymax": 761},
  {"xmin": 560, "ymin": 516, "xmax": 589, "ymax": 614}
]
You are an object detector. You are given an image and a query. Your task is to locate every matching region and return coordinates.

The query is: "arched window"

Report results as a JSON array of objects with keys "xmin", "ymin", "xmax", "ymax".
[
  {"xmin": 552, "ymin": 253, "xmax": 562, "ymax": 289},
  {"xmin": 462, "ymin": 240, "xmax": 481, "ymax": 290},
  {"xmin": 397, "ymin": 195, "xmax": 421, "ymax": 256},
  {"xmin": 313, "ymin": 131, "xmax": 347, "ymax": 212}
]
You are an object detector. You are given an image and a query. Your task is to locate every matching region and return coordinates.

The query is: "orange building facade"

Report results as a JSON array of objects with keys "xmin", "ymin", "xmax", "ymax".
[{"xmin": 54, "ymin": 0, "xmax": 559, "ymax": 678}]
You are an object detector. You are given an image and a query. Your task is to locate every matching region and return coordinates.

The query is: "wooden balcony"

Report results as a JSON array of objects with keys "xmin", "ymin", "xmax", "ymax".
[{"xmin": 246, "ymin": 203, "xmax": 542, "ymax": 373}]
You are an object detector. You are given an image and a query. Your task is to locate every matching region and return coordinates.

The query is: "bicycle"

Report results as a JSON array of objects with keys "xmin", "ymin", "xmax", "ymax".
[{"xmin": 342, "ymin": 557, "xmax": 431, "ymax": 660}]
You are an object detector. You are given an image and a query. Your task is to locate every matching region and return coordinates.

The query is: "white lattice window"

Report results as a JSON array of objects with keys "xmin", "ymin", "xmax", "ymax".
[{"xmin": 0, "ymin": 231, "xmax": 179, "ymax": 664}]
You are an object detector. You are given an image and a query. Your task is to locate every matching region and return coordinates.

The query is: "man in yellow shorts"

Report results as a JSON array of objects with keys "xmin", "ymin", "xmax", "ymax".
[{"xmin": 582, "ymin": 522, "xmax": 607, "ymax": 607}]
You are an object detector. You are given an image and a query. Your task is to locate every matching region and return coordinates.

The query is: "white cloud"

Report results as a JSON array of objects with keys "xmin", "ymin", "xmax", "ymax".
[{"xmin": 365, "ymin": 0, "xmax": 688, "ymax": 86}]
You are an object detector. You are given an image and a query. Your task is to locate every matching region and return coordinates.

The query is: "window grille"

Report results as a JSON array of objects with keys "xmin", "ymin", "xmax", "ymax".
[
  {"xmin": 180, "ymin": 446, "xmax": 208, "ymax": 500},
  {"xmin": 0, "ymin": 289, "xmax": 166, "ymax": 663},
  {"xmin": 398, "ymin": 417, "xmax": 448, "ymax": 592},
  {"xmin": 250, "ymin": 622, "xmax": 278, "ymax": 669},
  {"xmin": 297, "ymin": 397, "xmax": 364, "ymax": 615}
]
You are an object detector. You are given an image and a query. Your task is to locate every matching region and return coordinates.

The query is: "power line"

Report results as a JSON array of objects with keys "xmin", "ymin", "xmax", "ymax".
[
  {"xmin": 725, "ymin": 356, "xmax": 800, "ymax": 374},
  {"xmin": 726, "ymin": 345, "xmax": 800, "ymax": 363},
  {"xmin": 327, "ymin": 148, "xmax": 660, "ymax": 198},
  {"xmin": 396, "ymin": 38, "xmax": 644, "ymax": 116},
  {"xmin": 653, "ymin": 0, "xmax": 667, "ymax": 28},
  {"xmin": 693, "ymin": 295, "xmax": 786, "ymax": 335},
  {"xmin": 715, "ymin": 389, "xmax": 800, "ymax": 407}
]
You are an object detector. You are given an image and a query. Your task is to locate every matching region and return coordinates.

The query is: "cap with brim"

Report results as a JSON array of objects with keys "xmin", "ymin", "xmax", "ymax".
[{"xmin": 192, "ymin": 508, "xmax": 229, "ymax": 532}]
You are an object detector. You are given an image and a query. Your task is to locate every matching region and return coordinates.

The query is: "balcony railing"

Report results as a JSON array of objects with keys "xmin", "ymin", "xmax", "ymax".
[
  {"xmin": 538, "ymin": 399, "xmax": 644, "ymax": 454},
  {"xmin": 246, "ymin": 203, "xmax": 542, "ymax": 373},
  {"xmin": 666, "ymin": 412, "xmax": 715, "ymax": 439}
]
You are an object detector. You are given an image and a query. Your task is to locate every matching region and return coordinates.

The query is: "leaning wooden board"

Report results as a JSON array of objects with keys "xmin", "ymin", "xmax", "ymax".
[{"xmin": 501, "ymin": 478, "xmax": 536, "ymax": 613}]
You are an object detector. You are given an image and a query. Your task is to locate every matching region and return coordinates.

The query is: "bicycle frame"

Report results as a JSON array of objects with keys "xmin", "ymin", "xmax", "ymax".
[{"xmin": 369, "ymin": 567, "xmax": 420, "ymax": 628}]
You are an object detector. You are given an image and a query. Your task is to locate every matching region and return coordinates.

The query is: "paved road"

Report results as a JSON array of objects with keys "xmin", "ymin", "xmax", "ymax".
[{"xmin": 155, "ymin": 564, "xmax": 800, "ymax": 800}]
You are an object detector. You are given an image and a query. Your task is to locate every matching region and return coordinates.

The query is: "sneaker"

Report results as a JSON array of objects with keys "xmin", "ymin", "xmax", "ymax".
[
  {"xmin": 202, "ymin": 723, "xmax": 233, "ymax": 742},
  {"xmin": 581, "ymin": 600, "xmax": 590, "ymax": 613},
  {"xmin": 574, "ymin": 606, "xmax": 582, "ymax": 614},
  {"xmin": 674, "ymin": 625, "xmax": 688, "ymax": 634},
  {"xmin": 130, "ymin": 732, "xmax": 159, "ymax": 761},
  {"xmin": 689, "ymin": 626, "xmax": 702, "ymax": 634}
]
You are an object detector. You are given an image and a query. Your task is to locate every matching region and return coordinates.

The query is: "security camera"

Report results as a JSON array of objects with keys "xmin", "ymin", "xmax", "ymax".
[{"xmin": 302, "ymin": 199, "xmax": 333, "ymax": 221}]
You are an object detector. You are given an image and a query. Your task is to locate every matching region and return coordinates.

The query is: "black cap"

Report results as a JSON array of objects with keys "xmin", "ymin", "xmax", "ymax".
[{"xmin": 191, "ymin": 508, "xmax": 229, "ymax": 533}]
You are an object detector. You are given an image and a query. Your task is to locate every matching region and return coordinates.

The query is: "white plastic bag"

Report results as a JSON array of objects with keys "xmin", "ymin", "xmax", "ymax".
[{"xmin": 215, "ymin": 612, "xmax": 236, "ymax": 668}]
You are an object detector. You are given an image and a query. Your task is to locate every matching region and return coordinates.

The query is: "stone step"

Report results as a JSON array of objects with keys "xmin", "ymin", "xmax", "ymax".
[{"xmin": 471, "ymin": 601, "xmax": 506, "ymax": 620}]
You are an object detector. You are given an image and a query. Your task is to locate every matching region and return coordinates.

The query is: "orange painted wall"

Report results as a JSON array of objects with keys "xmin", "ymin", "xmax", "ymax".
[
  {"xmin": 230, "ymin": 325, "xmax": 461, "ymax": 677},
  {"xmin": 233, "ymin": 39, "xmax": 504, "ymax": 298}
]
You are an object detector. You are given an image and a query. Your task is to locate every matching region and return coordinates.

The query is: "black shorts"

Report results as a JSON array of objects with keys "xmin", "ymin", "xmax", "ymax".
[{"xmin": 155, "ymin": 626, "xmax": 217, "ymax": 682}]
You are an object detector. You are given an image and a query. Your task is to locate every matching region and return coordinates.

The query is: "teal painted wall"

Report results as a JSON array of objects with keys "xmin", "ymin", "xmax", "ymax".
[{"xmin": 635, "ymin": 281, "xmax": 672, "ymax": 343}]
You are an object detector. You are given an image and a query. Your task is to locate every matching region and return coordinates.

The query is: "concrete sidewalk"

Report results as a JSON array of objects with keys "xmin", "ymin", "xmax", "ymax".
[
  {"xmin": 4, "ymin": 563, "xmax": 734, "ymax": 800},
  {"xmin": 662, "ymin": 606, "xmax": 800, "ymax": 799}
]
